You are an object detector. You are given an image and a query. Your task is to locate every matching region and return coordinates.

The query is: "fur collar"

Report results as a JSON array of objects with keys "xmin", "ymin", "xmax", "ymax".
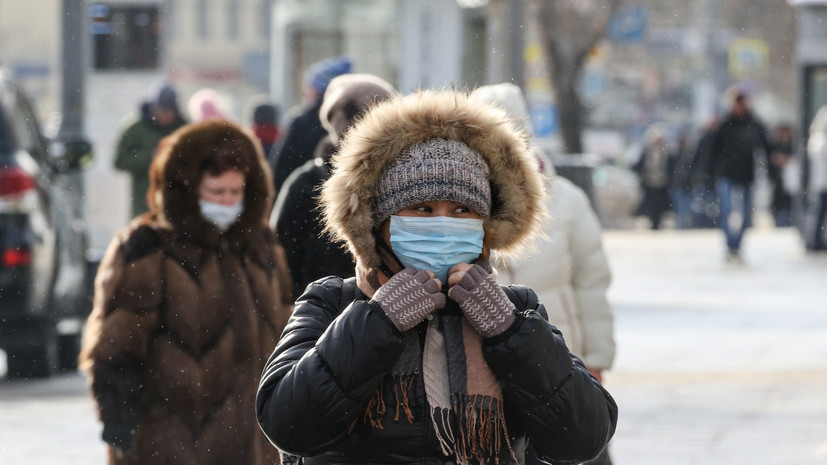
[{"xmin": 145, "ymin": 119, "xmax": 274, "ymax": 251}]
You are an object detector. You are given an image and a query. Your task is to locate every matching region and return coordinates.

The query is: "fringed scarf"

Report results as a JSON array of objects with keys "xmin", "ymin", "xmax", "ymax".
[{"xmin": 355, "ymin": 260, "xmax": 517, "ymax": 465}]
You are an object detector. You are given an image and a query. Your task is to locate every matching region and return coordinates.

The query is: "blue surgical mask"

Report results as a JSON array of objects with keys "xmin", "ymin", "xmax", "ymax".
[
  {"xmin": 199, "ymin": 199, "xmax": 244, "ymax": 232},
  {"xmin": 388, "ymin": 215, "xmax": 484, "ymax": 283}
]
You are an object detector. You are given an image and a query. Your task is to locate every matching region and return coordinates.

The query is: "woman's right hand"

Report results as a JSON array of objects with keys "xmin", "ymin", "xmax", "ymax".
[{"xmin": 372, "ymin": 267, "xmax": 445, "ymax": 331}]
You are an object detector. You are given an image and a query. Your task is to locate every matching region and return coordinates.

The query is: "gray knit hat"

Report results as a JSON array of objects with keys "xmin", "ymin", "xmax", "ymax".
[{"xmin": 375, "ymin": 138, "xmax": 492, "ymax": 223}]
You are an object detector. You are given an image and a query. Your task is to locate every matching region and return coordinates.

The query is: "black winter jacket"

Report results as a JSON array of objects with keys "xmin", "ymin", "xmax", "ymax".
[
  {"xmin": 272, "ymin": 157, "xmax": 355, "ymax": 299},
  {"xmin": 256, "ymin": 277, "xmax": 618, "ymax": 464},
  {"xmin": 273, "ymin": 100, "xmax": 327, "ymax": 192},
  {"xmin": 711, "ymin": 113, "xmax": 770, "ymax": 185}
]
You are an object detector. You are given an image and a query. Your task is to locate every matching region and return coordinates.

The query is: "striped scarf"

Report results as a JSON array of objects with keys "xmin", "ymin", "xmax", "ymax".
[{"xmin": 355, "ymin": 262, "xmax": 517, "ymax": 465}]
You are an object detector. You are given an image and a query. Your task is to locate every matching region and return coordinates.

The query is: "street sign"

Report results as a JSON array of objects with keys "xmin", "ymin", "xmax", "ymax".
[
  {"xmin": 531, "ymin": 103, "xmax": 558, "ymax": 137},
  {"xmin": 728, "ymin": 38, "xmax": 769, "ymax": 79},
  {"xmin": 608, "ymin": 4, "xmax": 647, "ymax": 43}
]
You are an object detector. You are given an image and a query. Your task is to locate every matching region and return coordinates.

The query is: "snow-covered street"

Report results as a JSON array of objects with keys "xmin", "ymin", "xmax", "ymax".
[{"xmin": 604, "ymin": 227, "xmax": 827, "ymax": 464}]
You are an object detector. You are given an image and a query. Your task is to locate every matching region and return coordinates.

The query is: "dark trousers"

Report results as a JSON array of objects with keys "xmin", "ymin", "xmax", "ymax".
[{"xmin": 716, "ymin": 178, "xmax": 753, "ymax": 252}]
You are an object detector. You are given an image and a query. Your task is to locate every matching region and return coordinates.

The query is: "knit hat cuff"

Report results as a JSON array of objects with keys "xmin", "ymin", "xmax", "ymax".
[{"xmin": 375, "ymin": 139, "xmax": 491, "ymax": 224}]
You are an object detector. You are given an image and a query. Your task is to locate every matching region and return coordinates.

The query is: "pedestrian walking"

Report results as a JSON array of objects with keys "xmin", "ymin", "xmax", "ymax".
[
  {"xmin": 114, "ymin": 83, "xmax": 187, "ymax": 217},
  {"xmin": 633, "ymin": 123, "xmax": 674, "ymax": 230},
  {"xmin": 710, "ymin": 87, "xmax": 772, "ymax": 261},
  {"xmin": 670, "ymin": 131, "xmax": 698, "ymax": 229},
  {"xmin": 807, "ymin": 105, "xmax": 827, "ymax": 251},
  {"xmin": 187, "ymin": 87, "xmax": 232, "ymax": 122},
  {"xmin": 692, "ymin": 118, "xmax": 721, "ymax": 228},
  {"xmin": 248, "ymin": 96, "xmax": 281, "ymax": 159},
  {"xmin": 271, "ymin": 55, "xmax": 352, "ymax": 192},
  {"xmin": 767, "ymin": 123, "xmax": 795, "ymax": 227},
  {"xmin": 272, "ymin": 73, "xmax": 396, "ymax": 299},
  {"xmin": 80, "ymin": 119, "xmax": 293, "ymax": 465},
  {"xmin": 256, "ymin": 89, "xmax": 618, "ymax": 465},
  {"xmin": 471, "ymin": 82, "xmax": 616, "ymax": 465}
]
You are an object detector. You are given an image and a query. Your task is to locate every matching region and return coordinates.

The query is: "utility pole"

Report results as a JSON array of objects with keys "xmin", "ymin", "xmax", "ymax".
[
  {"xmin": 58, "ymin": 0, "xmax": 87, "ymax": 142},
  {"xmin": 484, "ymin": 0, "xmax": 525, "ymax": 88},
  {"xmin": 506, "ymin": 0, "xmax": 525, "ymax": 88},
  {"xmin": 53, "ymin": 0, "xmax": 92, "ymax": 168},
  {"xmin": 53, "ymin": 0, "xmax": 93, "ymax": 314}
]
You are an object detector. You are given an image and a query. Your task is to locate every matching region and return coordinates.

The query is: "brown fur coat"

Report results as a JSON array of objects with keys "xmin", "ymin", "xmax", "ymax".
[{"xmin": 80, "ymin": 120, "xmax": 292, "ymax": 465}]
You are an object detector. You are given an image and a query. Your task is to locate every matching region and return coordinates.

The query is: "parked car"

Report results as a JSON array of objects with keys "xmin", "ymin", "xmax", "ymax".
[
  {"xmin": 545, "ymin": 151, "xmax": 643, "ymax": 229},
  {"xmin": 0, "ymin": 69, "xmax": 91, "ymax": 378}
]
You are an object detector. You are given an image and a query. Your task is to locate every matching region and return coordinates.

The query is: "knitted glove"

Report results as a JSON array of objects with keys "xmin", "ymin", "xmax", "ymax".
[
  {"xmin": 102, "ymin": 422, "xmax": 135, "ymax": 453},
  {"xmin": 448, "ymin": 264, "xmax": 516, "ymax": 337},
  {"xmin": 372, "ymin": 267, "xmax": 446, "ymax": 331}
]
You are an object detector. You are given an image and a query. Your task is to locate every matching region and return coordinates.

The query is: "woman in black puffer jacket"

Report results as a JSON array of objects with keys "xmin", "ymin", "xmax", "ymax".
[{"xmin": 256, "ymin": 90, "xmax": 618, "ymax": 465}]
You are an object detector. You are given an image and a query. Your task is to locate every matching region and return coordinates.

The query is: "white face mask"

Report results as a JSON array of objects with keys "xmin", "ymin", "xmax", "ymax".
[{"xmin": 199, "ymin": 199, "xmax": 244, "ymax": 232}]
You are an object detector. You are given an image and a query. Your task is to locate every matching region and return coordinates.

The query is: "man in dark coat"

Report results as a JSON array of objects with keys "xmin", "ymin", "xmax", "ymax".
[
  {"xmin": 767, "ymin": 123, "xmax": 795, "ymax": 227},
  {"xmin": 272, "ymin": 74, "xmax": 396, "ymax": 298},
  {"xmin": 271, "ymin": 56, "xmax": 352, "ymax": 193},
  {"xmin": 710, "ymin": 88, "xmax": 772, "ymax": 261},
  {"xmin": 114, "ymin": 84, "xmax": 187, "ymax": 217}
]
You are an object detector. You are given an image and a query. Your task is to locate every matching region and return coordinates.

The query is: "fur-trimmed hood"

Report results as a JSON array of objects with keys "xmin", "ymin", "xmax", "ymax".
[
  {"xmin": 146, "ymin": 119, "xmax": 274, "ymax": 249},
  {"xmin": 321, "ymin": 89, "xmax": 546, "ymax": 275}
]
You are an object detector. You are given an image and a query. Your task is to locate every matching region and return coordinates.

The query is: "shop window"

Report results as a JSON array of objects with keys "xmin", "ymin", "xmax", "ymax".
[
  {"xmin": 197, "ymin": 0, "xmax": 209, "ymax": 40},
  {"xmin": 91, "ymin": 3, "xmax": 161, "ymax": 71},
  {"xmin": 228, "ymin": 0, "xmax": 240, "ymax": 40}
]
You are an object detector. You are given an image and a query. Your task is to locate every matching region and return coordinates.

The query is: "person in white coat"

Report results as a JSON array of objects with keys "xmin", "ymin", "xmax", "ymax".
[
  {"xmin": 470, "ymin": 83, "xmax": 615, "ymax": 380},
  {"xmin": 471, "ymin": 83, "xmax": 615, "ymax": 465},
  {"xmin": 807, "ymin": 105, "xmax": 827, "ymax": 251},
  {"xmin": 513, "ymin": 159, "xmax": 616, "ymax": 377}
]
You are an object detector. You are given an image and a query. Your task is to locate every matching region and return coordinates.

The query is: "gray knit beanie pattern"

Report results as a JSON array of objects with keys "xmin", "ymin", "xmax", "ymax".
[{"xmin": 375, "ymin": 138, "xmax": 492, "ymax": 224}]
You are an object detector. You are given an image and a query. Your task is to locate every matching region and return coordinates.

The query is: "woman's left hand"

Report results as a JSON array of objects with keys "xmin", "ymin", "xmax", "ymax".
[{"xmin": 447, "ymin": 263, "xmax": 516, "ymax": 337}]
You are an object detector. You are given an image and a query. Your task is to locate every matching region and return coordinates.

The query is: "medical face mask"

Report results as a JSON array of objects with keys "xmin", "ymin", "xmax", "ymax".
[
  {"xmin": 388, "ymin": 215, "xmax": 484, "ymax": 283},
  {"xmin": 199, "ymin": 199, "xmax": 244, "ymax": 232}
]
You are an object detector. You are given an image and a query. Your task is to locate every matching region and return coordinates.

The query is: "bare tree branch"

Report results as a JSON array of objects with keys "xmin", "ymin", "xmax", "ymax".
[{"xmin": 527, "ymin": 0, "xmax": 621, "ymax": 153}]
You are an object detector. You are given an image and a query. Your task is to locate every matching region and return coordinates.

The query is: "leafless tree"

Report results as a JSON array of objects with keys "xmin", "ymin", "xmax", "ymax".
[{"xmin": 526, "ymin": 0, "xmax": 620, "ymax": 153}]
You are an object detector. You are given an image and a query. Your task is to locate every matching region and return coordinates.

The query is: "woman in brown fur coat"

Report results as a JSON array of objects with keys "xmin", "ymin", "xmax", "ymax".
[{"xmin": 80, "ymin": 119, "xmax": 292, "ymax": 465}]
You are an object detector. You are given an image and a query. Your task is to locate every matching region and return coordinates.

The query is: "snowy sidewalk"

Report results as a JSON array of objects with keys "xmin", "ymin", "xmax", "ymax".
[{"xmin": 602, "ymin": 227, "xmax": 827, "ymax": 464}]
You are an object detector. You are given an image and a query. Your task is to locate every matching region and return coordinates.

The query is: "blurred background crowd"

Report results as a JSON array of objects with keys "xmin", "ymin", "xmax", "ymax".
[{"xmin": 1, "ymin": 0, "xmax": 825, "ymax": 256}]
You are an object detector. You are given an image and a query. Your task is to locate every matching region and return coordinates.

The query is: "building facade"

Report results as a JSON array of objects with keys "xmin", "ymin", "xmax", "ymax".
[
  {"xmin": 2, "ymin": 0, "xmax": 275, "ymax": 253},
  {"xmin": 0, "ymin": 0, "xmax": 804, "ymax": 247}
]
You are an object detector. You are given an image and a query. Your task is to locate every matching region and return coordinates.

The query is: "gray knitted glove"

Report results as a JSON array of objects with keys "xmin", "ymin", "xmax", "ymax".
[
  {"xmin": 448, "ymin": 264, "xmax": 516, "ymax": 337},
  {"xmin": 372, "ymin": 267, "xmax": 446, "ymax": 331}
]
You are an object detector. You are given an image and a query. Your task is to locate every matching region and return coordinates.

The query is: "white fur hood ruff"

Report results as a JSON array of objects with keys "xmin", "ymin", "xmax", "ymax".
[{"xmin": 320, "ymin": 89, "xmax": 547, "ymax": 275}]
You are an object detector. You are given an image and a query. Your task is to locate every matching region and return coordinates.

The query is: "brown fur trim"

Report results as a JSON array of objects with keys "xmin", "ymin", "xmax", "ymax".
[
  {"xmin": 320, "ymin": 90, "xmax": 546, "ymax": 275},
  {"xmin": 146, "ymin": 119, "xmax": 274, "ymax": 249}
]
